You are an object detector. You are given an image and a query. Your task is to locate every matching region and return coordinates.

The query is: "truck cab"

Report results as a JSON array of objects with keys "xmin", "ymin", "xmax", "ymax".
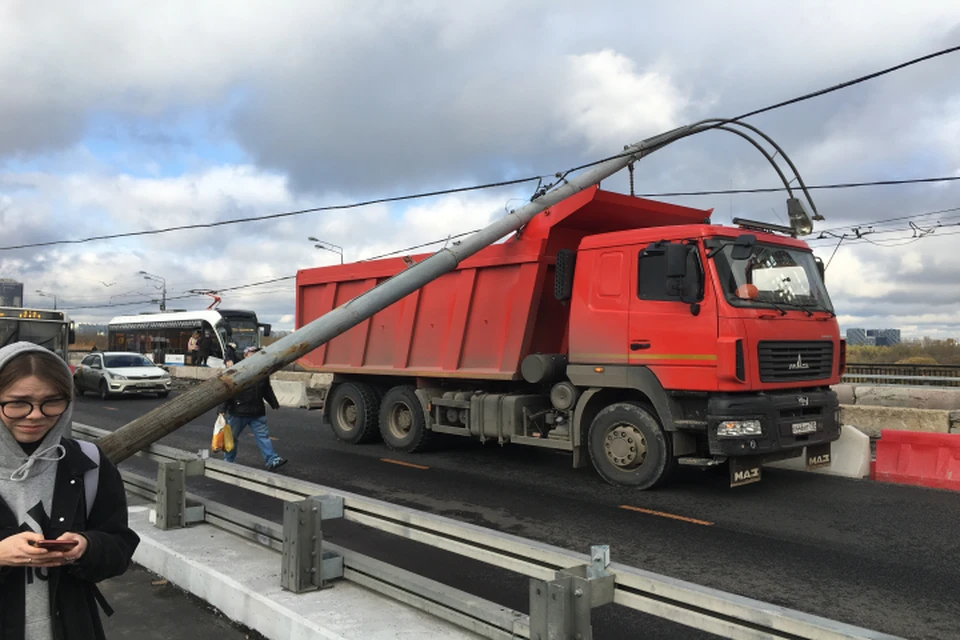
[{"xmin": 565, "ymin": 225, "xmax": 842, "ymax": 486}]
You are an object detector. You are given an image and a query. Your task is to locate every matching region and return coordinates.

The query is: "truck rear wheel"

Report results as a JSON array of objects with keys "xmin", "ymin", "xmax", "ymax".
[
  {"xmin": 379, "ymin": 386, "xmax": 432, "ymax": 453},
  {"xmin": 327, "ymin": 382, "xmax": 381, "ymax": 444},
  {"xmin": 588, "ymin": 402, "xmax": 675, "ymax": 489}
]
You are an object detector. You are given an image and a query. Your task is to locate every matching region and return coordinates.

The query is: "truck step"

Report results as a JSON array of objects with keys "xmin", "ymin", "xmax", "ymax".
[{"xmin": 677, "ymin": 457, "xmax": 726, "ymax": 468}]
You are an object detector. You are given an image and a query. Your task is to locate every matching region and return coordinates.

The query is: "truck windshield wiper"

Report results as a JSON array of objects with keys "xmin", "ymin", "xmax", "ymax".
[{"xmin": 772, "ymin": 301, "xmax": 814, "ymax": 317}]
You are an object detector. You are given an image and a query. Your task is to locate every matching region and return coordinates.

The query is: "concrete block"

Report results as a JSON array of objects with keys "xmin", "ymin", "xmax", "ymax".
[
  {"xmin": 127, "ymin": 506, "xmax": 480, "ymax": 640},
  {"xmin": 272, "ymin": 380, "xmax": 309, "ymax": 408},
  {"xmin": 833, "ymin": 384, "xmax": 856, "ymax": 405},
  {"xmin": 272, "ymin": 371, "xmax": 334, "ymax": 389},
  {"xmin": 839, "ymin": 404, "xmax": 950, "ymax": 439},
  {"xmin": 767, "ymin": 425, "xmax": 871, "ymax": 478},
  {"xmin": 853, "ymin": 386, "xmax": 960, "ymax": 411}
]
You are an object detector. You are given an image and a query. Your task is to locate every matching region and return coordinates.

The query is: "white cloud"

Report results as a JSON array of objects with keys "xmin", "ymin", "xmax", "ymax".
[{"xmin": 557, "ymin": 50, "xmax": 689, "ymax": 152}]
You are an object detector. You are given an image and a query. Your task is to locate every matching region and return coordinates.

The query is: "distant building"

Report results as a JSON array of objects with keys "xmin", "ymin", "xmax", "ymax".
[
  {"xmin": 846, "ymin": 328, "xmax": 901, "ymax": 347},
  {"xmin": 846, "ymin": 328, "xmax": 867, "ymax": 346},
  {"xmin": 0, "ymin": 279, "xmax": 23, "ymax": 307}
]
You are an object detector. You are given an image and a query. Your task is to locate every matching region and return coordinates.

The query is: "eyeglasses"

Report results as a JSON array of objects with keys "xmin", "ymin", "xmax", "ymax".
[{"xmin": 0, "ymin": 398, "xmax": 70, "ymax": 419}]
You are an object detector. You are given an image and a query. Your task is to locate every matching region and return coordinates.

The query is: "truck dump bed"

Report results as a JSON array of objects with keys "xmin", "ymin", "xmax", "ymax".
[{"xmin": 295, "ymin": 186, "xmax": 711, "ymax": 380}]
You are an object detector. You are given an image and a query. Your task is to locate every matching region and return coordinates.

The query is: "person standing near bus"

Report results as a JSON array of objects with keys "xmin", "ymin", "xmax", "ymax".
[
  {"xmin": 196, "ymin": 332, "xmax": 212, "ymax": 367},
  {"xmin": 187, "ymin": 331, "xmax": 200, "ymax": 366}
]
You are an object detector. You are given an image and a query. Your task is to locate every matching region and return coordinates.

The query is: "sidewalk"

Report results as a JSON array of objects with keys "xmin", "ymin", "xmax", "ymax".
[
  {"xmin": 99, "ymin": 563, "xmax": 265, "ymax": 640},
  {"xmin": 97, "ymin": 492, "xmax": 265, "ymax": 640}
]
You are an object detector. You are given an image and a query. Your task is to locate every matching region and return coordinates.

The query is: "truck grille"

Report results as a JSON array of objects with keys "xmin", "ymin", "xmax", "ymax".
[{"xmin": 757, "ymin": 341, "xmax": 833, "ymax": 383}]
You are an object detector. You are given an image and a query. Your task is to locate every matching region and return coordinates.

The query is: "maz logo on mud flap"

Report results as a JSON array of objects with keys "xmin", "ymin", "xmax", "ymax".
[
  {"xmin": 733, "ymin": 468, "xmax": 760, "ymax": 482},
  {"xmin": 809, "ymin": 453, "xmax": 831, "ymax": 465}
]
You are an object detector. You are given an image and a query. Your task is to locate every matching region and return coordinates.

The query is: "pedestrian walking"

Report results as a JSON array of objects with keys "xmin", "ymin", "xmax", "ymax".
[
  {"xmin": 0, "ymin": 342, "xmax": 140, "ymax": 640},
  {"xmin": 218, "ymin": 347, "xmax": 287, "ymax": 471}
]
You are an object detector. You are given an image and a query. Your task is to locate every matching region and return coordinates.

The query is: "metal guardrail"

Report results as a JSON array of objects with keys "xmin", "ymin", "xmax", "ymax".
[
  {"xmin": 73, "ymin": 422, "xmax": 902, "ymax": 640},
  {"xmin": 843, "ymin": 363, "xmax": 960, "ymax": 387}
]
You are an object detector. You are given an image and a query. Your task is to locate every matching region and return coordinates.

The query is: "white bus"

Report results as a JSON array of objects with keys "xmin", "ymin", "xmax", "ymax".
[
  {"xmin": 0, "ymin": 307, "xmax": 75, "ymax": 361},
  {"xmin": 107, "ymin": 309, "xmax": 271, "ymax": 367}
]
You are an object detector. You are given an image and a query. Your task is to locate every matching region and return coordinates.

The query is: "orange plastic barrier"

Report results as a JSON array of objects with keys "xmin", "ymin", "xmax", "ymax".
[{"xmin": 873, "ymin": 429, "xmax": 960, "ymax": 491}]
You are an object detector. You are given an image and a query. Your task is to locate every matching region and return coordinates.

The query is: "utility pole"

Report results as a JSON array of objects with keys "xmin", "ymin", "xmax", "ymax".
[
  {"xmin": 140, "ymin": 271, "xmax": 167, "ymax": 311},
  {"xmin": 97, "ymin": 124, "xmax": 699, "ymax": 463}
]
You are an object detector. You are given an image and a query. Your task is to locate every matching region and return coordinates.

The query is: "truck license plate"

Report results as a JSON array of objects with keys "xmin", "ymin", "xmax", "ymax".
[{"xmin": 791, "ymin": 421, "xmax": 818, "ymax": 435}]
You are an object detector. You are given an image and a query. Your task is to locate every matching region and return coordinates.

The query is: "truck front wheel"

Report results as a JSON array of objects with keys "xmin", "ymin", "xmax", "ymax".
[
  {"xmin": 327, "ymin": 382, "xmax": 381, "ymax": 444},
  {"xmin": 379, "ymin": 386, "xmax": 432, "ymax": 453},
  {"xmin": 588, "ymin": 402, "xmax": 675, "ymax": 489}
]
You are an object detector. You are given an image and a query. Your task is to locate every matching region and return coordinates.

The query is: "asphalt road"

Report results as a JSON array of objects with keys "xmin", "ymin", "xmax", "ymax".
[{"xmin": 73, "ymin": 391, "xmax": 959, "ymax": 640}]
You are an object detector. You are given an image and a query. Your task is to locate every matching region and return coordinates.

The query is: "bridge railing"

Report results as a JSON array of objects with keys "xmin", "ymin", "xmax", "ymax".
[
  {"xmin": 73, "ymin": 422, "xmax": 902, "ymax": 640},
  {"xmin": 843, "ymin": 363, "xmax": 960, "ymax": 387}
]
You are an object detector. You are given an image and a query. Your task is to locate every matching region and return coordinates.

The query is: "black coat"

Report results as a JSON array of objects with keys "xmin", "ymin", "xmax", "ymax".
[
  {"xmin": 0, "ymin": 439, "xmax": 140, "ymax": 640},
  {"xmin": 220, "ymin": 379, "xmax": 280, "ymax": 417}
]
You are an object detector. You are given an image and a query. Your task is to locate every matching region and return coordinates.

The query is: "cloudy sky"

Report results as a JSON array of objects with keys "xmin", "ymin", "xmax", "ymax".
[{"xmin": 1, "ymin": 1, "xmax": 959, "ymax": 338}]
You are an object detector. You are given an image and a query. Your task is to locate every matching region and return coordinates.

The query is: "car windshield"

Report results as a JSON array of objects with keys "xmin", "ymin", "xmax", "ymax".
[
  {"xmin": 710, "ymin": 241, "xmax": 833, "ymax": 313},
  {"xmin": 104, "ymin": 354, "xmax": 155, "ymax": 368}
]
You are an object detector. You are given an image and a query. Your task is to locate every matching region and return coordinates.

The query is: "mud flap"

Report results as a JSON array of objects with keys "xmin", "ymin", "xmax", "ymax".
[
  {"xmin": 806, "ymin": 442, "xmax": 832, "ymax": 469},
  {"xmin": 729, "ymin": 456, "xmax": 762, "ymax": 487}
]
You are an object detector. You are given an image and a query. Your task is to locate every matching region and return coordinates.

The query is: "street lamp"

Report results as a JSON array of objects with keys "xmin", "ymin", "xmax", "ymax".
[
  {"xmin": 35, "ymin": 289, "xmax": 57, "ymax": 310},
  {"xmin": 307, "ymin": 237, "xmax": 344, "ymax": 264},
  {"xmin": 139, "ymin": 270, "xmax": 167, "ymax": 311}
]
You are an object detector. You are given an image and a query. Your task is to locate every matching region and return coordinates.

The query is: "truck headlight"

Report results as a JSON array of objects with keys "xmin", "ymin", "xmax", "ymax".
[{"xmin": 717, "ymin": 420, "xmax": 762, "ymax": 437}]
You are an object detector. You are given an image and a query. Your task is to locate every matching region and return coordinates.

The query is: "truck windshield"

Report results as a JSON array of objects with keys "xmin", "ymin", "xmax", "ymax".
[{"xmin": 710, "ymin": 242, "xmax": 833, "ymax": 313}]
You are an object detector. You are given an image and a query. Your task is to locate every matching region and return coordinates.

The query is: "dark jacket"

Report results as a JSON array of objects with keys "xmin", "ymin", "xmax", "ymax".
[
  {"xmin": 0, "ymin": 439, "xmax": 140, "ymax": 640},
  {"xmin": 220, "ymin": 379, "xmax": 280, "ymax": 418},
  {"xmin": 197, "ymin": 336, "xmax": 213, "ymax": 357}
]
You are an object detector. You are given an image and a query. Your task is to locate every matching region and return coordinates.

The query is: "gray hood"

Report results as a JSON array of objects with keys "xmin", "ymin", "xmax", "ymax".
[{"xmin": 0, "ymin": 342, "xmax": 73, "ymax": 480}]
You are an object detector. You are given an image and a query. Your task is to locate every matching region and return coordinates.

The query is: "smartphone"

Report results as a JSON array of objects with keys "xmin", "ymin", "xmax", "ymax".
[{"xmin": 30, "ymin": 540, "xmax": 78, "ymax": 552}]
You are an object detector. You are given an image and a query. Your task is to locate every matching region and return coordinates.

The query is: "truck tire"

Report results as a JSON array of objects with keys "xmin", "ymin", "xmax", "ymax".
[
  {"xmin": 327, "ymin": 382, "xmax": 381, "ymax": 444},
  {"xmin": 587, "ymin": 402, "xmax": 675, "ymax": 489},
  {"xmin": 379, "ymin": 385, "xmax": 432, "ymax": 453}
]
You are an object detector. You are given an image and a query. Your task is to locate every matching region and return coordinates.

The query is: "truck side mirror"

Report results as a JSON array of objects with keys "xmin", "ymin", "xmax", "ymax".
[
  {"xmin": 665, "ymin": 243, "xmax": 689, "ymax": 278},
  {"xmin": 731, "ymin": 234, "xmax": 756, "ymax": 260},
  {"xmin": 68, "ymin": 322, "xmax": 76, "ymax": 345},
  {"xmin": 815, "ymin": 256, "xmax": 825, "ymax": 284},
  {"xmin": 259, "ymin": 323, "xmax": 272, "ymax": 337},
  {"xmin": 554, "ymin": 249, "xmax": 576, "ymax": 302}
]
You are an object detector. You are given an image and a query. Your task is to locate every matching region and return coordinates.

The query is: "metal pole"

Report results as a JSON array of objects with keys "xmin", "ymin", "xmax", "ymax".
[{"xmin": 96, "ymin": 125, "xmax": 694, "ymax": 463}]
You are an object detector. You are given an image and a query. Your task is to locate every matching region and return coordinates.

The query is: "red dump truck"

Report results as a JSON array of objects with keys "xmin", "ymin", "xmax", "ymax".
[{"xmin": 295, "ymin": 186, "xmax": 844, "ymax": 488}]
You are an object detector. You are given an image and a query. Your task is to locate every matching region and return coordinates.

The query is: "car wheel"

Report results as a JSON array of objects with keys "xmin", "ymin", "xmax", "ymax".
[{"xmin": 99, "ymin": 380, "xmax": 111, "ymax": 401}]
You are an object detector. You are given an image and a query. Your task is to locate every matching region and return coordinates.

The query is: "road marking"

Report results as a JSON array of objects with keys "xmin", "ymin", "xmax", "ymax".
[
  {"xmin": 619, "ymin": 505, "xmax": 714, "ymax": 526},
  {"xmin": 381, "ymin": 458, "xmax": 429, "ymax": 470}
]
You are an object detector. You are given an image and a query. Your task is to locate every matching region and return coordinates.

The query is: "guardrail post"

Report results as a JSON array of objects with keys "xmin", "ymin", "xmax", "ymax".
[
  {"xmin": 281, "ymin": 494, "xmax": 344, "ymax": 593},
  {"xmin": 529, "ymin": 545, "xmax": 615, "ymax": 640},
  {"xmin": 154, "ymin": 459, "xmax": 206, "ymax": 530}
]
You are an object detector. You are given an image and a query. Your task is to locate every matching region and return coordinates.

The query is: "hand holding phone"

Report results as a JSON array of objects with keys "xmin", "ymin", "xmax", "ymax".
[{"xmin": 29, "ymin": 539, "xmax": 79, "ymax": 552}]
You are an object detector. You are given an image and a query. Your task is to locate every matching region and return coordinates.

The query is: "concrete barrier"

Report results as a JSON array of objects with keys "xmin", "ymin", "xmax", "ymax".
[
  {"xmin": 833, "ymin": 384, "xmax": 960, "ymax": 410},
  {"xmin": 839, "ymin": 405, "xmax": 954, "ymax": 438},
  {"xmin": 768, "ymin": 425, "xmax": 871, "ymax": 478},
  {"xmin": 128, "ymin": 505, "xmax": 479, "ymax": 639},
  {"xmin": 271, "ymin": 380, "xmax": 310, "ymax": 408}
]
